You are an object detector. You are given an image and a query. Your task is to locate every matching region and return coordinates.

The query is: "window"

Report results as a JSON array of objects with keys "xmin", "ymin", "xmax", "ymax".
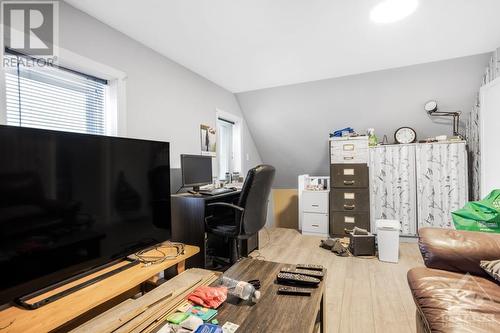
[
  {"xmin": 217, "ymin": 117, "xmax": 234, "ymax": 180},
  {"xmin": 216, "ymin": 111, "xmax": 242, "ymax": 181},
  {"xmin": 4, "ymin": 51, "xmax": 109, "ymax": 135}
]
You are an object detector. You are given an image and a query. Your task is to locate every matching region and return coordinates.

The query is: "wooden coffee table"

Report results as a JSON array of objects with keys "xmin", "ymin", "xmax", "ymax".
[{"xmin": 216, "ymin": 258, "xmax": 327, "ymax": 333}]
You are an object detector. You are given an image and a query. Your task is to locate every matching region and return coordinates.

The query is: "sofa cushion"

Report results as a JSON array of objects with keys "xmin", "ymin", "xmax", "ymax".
[
  {"xmin": 418, "ymin": 228, "xmax": 500, "ymax": 277},
  {"xmin": 481, "ymin": 259, "xmax": 500, "ymax": 283},
  {"xmin": 407, "ymin": 267, "xmax": 500, "ymax": 333}
]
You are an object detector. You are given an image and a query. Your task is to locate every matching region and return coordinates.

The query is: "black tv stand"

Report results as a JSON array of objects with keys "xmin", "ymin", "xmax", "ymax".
[{"xmin": 15, "ymin": 259, "xmax": 139, "ymax": 310}]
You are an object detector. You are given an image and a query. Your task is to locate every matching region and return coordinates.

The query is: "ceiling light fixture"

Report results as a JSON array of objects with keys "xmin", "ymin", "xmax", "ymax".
[{"xmin": 370, "ymin": 0, "xmax": 419, "ymax": 24}]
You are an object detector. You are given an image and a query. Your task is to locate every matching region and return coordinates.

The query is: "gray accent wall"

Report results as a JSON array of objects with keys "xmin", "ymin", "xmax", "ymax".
[
  {"xmin": 236, "ymin": 54, "xmax": 490, "ymax": 188},
  {"xmin": 58, "ymin": 3, "xmax": 262, "ymax": 173}
]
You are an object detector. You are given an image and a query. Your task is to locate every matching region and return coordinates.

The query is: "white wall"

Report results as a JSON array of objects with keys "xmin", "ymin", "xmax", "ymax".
[
  {"xmin": 479, "ymin": 78, "xmax": 500, "ymax": 197},
  {"xmin": 58, "ymin": 3, "xmax": 261, "ymax": 172},
  {"xmin": 237, "ymin": 54, "xmax": 491, "ymax": 188}
]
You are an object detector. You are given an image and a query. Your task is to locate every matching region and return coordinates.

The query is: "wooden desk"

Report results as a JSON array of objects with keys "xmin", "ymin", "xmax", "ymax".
[
  {"xmin": 171, "ymin": 191, "xmax": 259, "ymax": 268},
  {"xmin": 0, "ymin": 245, "xmax": 199, "ymax": 333},
  {"xmin": 216, "ymin": 258, "xmax": 327, "ymax": 333}
]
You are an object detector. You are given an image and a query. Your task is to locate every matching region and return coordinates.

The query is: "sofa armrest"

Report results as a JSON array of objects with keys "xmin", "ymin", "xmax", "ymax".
[{"xmin": 418, "ymin": 227, "xmax": 500, "ymax": 277}]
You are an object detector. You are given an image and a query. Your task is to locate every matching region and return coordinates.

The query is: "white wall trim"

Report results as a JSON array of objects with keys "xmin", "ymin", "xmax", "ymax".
[
  {"xmin": 57, "ymin": 47, "xmax": 128, "ymax": 136},
  {"xmin": 0, "ymin": 65, "xmax": 6, "ymax": 125},
  {"xmin": 57, "ymin": 47, "xmax": 127, "ymax": 81},
  {"xmin": 479, "ymin": 76, "xmax": 500, "ymax": 197}
]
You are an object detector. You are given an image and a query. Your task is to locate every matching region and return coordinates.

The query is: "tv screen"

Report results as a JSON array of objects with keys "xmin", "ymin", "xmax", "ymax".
[{"xmin": 0, "ymin": 125, "xmax": 171, "ymax": 305}]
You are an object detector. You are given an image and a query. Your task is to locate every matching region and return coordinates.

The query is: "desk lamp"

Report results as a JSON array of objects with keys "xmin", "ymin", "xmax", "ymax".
[{"xmin": 424, "ymin": 100, "xmax": 462, "ymax": 137}]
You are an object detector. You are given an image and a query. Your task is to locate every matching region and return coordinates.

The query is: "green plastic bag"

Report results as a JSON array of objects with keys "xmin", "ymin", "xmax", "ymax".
[{"xmin": 452, "ymin": 190, "xmax": 500, "ymax": 233}]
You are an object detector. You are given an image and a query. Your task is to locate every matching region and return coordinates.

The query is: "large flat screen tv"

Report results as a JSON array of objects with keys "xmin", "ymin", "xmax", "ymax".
[{"xmin": 0, "ymin": 125, "xmax": 171, "ymax": 305}]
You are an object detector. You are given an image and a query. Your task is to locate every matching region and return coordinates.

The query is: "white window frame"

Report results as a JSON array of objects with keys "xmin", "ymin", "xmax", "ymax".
[
  {"xmin": 0, "ymin": 46, "xmax": 127, "ymax": 136},
  {"xmin": 216, "ymin": 109, "xmax": 242, "ymax": 178}
]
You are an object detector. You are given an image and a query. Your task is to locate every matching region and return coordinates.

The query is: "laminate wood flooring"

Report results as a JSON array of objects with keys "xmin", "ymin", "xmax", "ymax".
[{"xmin": 249, "ymin": 228, "xmax": 424, "ymax": 333}]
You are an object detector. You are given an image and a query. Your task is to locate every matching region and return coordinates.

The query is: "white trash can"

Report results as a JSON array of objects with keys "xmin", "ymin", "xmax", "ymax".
[{"xmin": 376, "ymin": 219, "xmax": 401, "ymax": 263}]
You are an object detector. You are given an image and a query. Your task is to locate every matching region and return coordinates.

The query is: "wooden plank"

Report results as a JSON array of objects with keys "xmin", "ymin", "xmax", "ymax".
[
  {"xmin": 54, "ymin": 286, "xmax": 142, "ymax": 332},
  {"xmin": 272, "ymin": 189, "xmax": 299, "ymax": 229},
  {"xmin": 0, "ymin": 245, "xmax": 199, "ymax": 333},
  {"xmin": 127, "ymin": 274, "xmax": 219, "ymax": 333},
  {"xmin": 119, "ymin": 274, "xmax": 217, "ymax": 333},
  {"xmin": 177, "ymin": 261, "xmax": 186, "ymax": 274},
  {"xmin": 73, "ymin": 268, "xmax": 216, "ymax": 333}
]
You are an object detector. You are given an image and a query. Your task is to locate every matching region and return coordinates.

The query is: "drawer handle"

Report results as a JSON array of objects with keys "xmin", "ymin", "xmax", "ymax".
[
  {"xmin": 311, "ymin": 204, "xmax": 319, "ymax": 207},
  {"xmin": 344, "ymin": 204, "xmax": 355, "ymax": 210},
  {"xmin": 344, "ymin": 180, "xmax": 355, "ymax": 186},
  {"xmin": 344, "ymin": 228, "xmax": 354, "ymax": 234},
  {"xmin": 311, "ymin": 224, "xmax": 320, "ymax": 227},
  {"xmin": 343, "ymin": 156, "xmax": 354, "ymax": 160}
]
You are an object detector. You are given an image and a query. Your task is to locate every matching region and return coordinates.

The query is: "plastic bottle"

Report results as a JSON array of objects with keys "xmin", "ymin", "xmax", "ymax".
[
  {"xmin": 221, "ymin": 276, "xmax": 261, "ymax": 302},
  {"xmin": 367, "ymin": 128, "xmax": 378, "ymax": 147}
]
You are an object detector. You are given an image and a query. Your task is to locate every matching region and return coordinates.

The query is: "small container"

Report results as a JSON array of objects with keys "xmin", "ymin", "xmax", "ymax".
[
  {"xmin": 232, "ymin": 172, "xmax": 240, "ymax": 183},
  {"xmin": 221, "ymin": 276, "xmax": 260, "ymax": 302},
  {"xmin": 349, "ymin": 233, "xmax": 375, "ymax": 256},
  {"xmin": 367, "ymin": 128, "xmax": 378, "ymax": 147},
  {"xmin": 376, "ymin": 219, "xmax": 401, "ymax": 263}
]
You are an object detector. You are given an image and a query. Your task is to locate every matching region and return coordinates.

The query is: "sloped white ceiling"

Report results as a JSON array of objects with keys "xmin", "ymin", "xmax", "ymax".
[{"xmin": 65, "ymin": 0, "xmax": 500, "ymax": 92}]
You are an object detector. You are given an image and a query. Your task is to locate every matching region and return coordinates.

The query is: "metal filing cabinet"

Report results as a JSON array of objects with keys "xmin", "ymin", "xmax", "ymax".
[{"xmin": 329, "ymin": 137, "xmax": 370, "ymax": 236}]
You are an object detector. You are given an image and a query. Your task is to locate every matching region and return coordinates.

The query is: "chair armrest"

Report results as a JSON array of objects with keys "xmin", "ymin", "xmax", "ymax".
[
  {"xmin": 418, "ymin": 227, "xmax": 500, "ymax": 277},
  {"xmin": 206, "ymin": 202, "xmax": 245, "ymax": 212}
]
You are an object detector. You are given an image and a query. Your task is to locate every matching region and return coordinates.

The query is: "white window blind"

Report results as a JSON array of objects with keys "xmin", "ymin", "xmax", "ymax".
[
  {"xmin": 5, "ymin": 52, "xmax": 108, "ymax": 135},
  {"xmin": 217, "ymin": 117, "xmax": 234, "ymax": 180}
]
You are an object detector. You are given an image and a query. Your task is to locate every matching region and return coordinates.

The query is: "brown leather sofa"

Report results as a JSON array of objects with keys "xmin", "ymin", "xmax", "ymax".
[{"xmin": 407, "ymin": 228, "xmax": 500, "ymax": 333}]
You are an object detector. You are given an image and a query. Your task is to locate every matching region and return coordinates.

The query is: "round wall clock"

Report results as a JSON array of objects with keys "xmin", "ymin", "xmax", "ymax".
[{"xmin": 394, "ymin": 127, "xmax": 417, "ymax": 144}]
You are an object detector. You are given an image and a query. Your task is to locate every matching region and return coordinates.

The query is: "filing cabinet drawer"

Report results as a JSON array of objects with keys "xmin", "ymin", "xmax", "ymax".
[
  {"xmin": 331, "ymin": 212, "xmax": 370, "ymax": 235},
  {"xmin": 331, "ymin": 189, "xmax": 370, "ymax": 212},
  {"xmin": 331, "ymin": 164, "xmax": 369, "ymax": 188},
  {"xmin": 302, "ymin": 213, "xmax": 329, "ymax": 235},
  {"xmin": 330, "ymin": 149, "xmax": 368, "ymax": 164},
  {"xmin": 330, "ymin": 139, "xmax": 368, "ymax": 152},
  {"xmin": 302, "ymin": 191, "xmax": 329, "ymax": 213}
]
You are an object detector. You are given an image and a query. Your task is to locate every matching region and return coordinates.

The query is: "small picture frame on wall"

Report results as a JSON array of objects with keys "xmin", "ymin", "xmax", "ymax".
[{"xmin": 200, "ymin": 124, "xmax": 216, "ymax": 156}]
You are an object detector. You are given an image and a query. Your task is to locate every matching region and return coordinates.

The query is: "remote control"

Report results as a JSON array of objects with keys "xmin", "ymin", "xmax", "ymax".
[
  {"xmin": 276, "ymin": 272, "xmax": 320, "ymax": 286},
  {"xmin": 277, "ymin": 286, "xmax": 312, "ymax": 296},
  {"xmin": 280, "ymin": 267, "xmax": 324, "ymax": 279},
  {"xmin": 296, "ymin": 264, "xmax": 325, "ymax": 271}
]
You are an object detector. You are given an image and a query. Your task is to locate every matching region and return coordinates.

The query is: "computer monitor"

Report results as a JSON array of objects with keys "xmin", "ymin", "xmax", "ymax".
[{"xmin": 181, "ymin": 154, "xmax": 213, "ymax": 192}]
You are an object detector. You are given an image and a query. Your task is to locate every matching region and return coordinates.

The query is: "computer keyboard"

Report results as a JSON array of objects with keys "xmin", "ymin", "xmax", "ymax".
[{"xmin": 199, "ymin": 188, "xmax": 236, "ymax": 196}]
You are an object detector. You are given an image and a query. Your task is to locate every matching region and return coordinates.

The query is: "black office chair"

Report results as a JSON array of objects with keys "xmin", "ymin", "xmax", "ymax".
[{"xmin": 205, "ymin": 165, "xmax": 275, "ymax": 264}]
